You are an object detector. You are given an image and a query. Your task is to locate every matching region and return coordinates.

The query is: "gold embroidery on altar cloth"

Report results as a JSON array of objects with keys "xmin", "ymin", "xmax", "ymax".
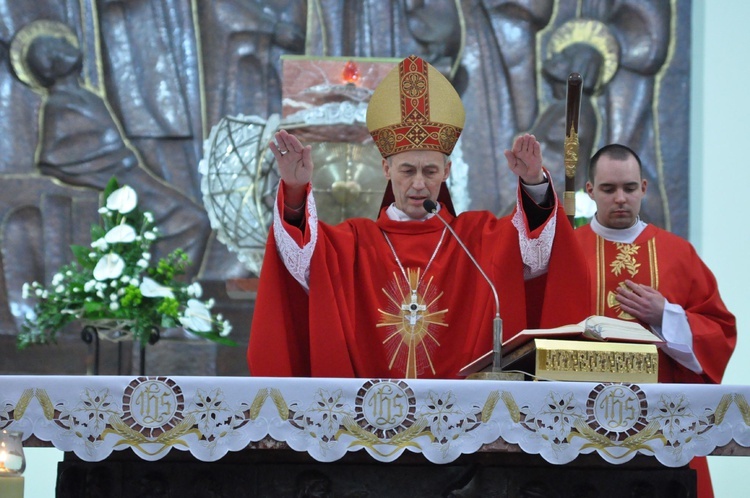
[{"xmin": 377, "ymin": 268, "xmax": 448, "ymax": 379}]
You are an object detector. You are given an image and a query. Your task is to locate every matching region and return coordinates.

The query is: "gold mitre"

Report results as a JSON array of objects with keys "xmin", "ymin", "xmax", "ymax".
[{"xmin": 366, "ymin": 55, "xmax": 465, "ymax": 158}]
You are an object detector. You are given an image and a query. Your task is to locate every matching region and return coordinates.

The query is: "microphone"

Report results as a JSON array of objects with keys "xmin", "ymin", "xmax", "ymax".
[{"xmin": 423, "ymin": 199, "xmax": 506, "ymax": 374}]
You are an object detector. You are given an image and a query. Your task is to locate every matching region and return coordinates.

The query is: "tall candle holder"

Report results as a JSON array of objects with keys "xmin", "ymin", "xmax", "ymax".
[{"xmin": 0, "ymin": 430, "xmax": 25, "ymax": 498}]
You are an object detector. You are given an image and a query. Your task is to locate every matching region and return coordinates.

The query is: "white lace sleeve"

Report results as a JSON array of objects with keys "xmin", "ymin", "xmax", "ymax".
[
  {"xmin": 511, "ymin": 186, "xmax": 557, "ymax": 280},
  {"xmin": 272, "ymin": 190, "xmax": 318, "ymax": 292}
]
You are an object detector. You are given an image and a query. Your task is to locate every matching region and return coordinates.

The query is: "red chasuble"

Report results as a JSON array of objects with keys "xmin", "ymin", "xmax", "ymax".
[
  {"xmin": 248, "ymin": 188, "xmax": 591, "ymax": 379},
  {"xmin": 575, "ymin": 223, "xmax": 736, "ymax": 384}
]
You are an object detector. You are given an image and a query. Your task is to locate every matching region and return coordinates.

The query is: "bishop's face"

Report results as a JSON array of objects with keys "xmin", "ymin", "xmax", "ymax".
[{"xmin": 382, "ymin": 150, "xmax": 451, "ymax": 219}]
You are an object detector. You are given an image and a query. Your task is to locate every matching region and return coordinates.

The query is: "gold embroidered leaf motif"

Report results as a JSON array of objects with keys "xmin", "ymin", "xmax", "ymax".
[
  {"xmin": 270, "ymin": 388, "xmax": 289, "ymax": 419},
  {"xmin": 734, "ymin": 394, "xmax": 750, "ymax": 426},
  {"xmin": 498, "ymin": 391, "xmax": 518, "ymax": 423},
  {"xmin": 249, "ymin": 388, "xmax": 269, "ymax": 420},
  {"xmin": 105, "ymin": 414, "xmax": 151, "ymax": 444},
  {"xmin": 154, "ymin": 414, "xmax": 199, "ymax": 446},
  {"xmin": 610, "ymin": 243, "xmax": 641, "ymax": 278},
  {"xmin": 621, "ymin": 420, "xmax": 665, "ymax": 450},
  {"xmin": 388, "ymin": 417, "xmax": 429, "ymax": 445},
  {"xmin": 569, "ymin": 418, "xmax": 613, "ymax": 449},
  {"xmin": 714, "ymin": 394, "xmax": 733, "ymax": 425},
  {"xmin": 35, "ymin": 389, "xmax": 55, "ymax": 420},
  {"xmin": 14, "ymin": 388, "xmax": 34, "ymax": 419},
  {"xmin": 340, "ymin": 416, "xmax": 381, "ymax": 445}
]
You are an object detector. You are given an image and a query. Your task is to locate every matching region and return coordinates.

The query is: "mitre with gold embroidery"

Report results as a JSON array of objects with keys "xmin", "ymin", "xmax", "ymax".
[{"xmin": 366, "ymin": 55, "xmax": 465, "ymax": 158}]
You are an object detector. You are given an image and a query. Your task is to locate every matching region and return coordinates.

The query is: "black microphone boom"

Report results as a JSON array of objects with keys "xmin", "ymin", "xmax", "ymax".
[{"xmin": 423, "ymin": 200, "xmax": 516, "ymax": 378}]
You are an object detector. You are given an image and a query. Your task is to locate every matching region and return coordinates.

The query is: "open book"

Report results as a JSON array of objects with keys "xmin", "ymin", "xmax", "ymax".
[
  {"xmin": 458, "ymin": 315, "xmax": 664, "ymax": 376},
  {"xmin": 502, "ymin": 315, "xmax": 664, "ymax": 353}
]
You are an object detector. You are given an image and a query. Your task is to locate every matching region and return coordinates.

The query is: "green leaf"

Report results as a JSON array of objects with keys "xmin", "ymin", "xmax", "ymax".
[
  {"xmin": 91, "ymin": 224, "xmax": 106, "ymax": 241},
  {"xmin": 70, "ymin": 245, "xmax": 91, "ymax": 266},
  {"xmin": 84, "ymin": 301, "xmax": 105, "ymax": 313},
  {"xmin": 103, "ymin": 176, "xmax": 120, "ymax": 198}
]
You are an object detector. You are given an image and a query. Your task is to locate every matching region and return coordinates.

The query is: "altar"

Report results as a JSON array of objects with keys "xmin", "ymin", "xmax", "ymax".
[{"xmin": 3, "ymin": 375, "xmax": 750, "ymax": 496}]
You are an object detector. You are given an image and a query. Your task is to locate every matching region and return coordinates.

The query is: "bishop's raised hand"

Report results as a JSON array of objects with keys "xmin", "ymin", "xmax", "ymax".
[
  {"xmin": 271, "ymin": 129, "xmax": 314, "ymax": 190},
  {"xmin": 504, "ymin": 133, "xmax": 545, "ymax": 185}
]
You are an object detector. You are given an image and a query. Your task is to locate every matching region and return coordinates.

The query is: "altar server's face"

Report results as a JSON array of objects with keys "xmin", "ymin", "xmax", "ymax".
[
  {"xmin": 383, "ymin": 150, "xmax": 450, "ymax": 219},
  {"xmin": 586, "ymin": 155, "xmax": 647, "ymax": 229}
]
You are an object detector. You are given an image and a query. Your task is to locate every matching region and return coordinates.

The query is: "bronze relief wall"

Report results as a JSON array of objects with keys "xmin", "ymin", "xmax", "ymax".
[{"xmin": 0, "ymin": 0, "xmax": 689, "ymax": 375}]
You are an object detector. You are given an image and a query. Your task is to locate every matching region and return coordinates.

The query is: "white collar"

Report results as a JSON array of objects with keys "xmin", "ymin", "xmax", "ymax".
[
  {"xmin": 385, "ymin": 203, "xmax": 438, "ymax": 222},
  {"xmin": 590, "ymin": 215, "xmax": 648, "ymax": 244}
]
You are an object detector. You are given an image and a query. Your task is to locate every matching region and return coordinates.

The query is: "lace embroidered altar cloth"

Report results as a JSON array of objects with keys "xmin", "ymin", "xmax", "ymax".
[{"xmin": 2, "ymin": 376, "xmax": 749, "ymax": 465}]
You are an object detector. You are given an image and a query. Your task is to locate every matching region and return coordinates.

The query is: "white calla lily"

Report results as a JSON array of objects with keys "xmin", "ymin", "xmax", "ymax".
[
  {"xmin": 93, "ymin": 253, "xmax": 125, "ymax": 280},
  {"xmin": 575, "ymin": 190, "xmax": 597, "ymax": 219},
  {"xmin": 179, "ymin": 299, "xmax": 213, "ymax": 332},
  {"xmin": 104, "ymin": 224, "xmax": 137, "ymax": 244},
  {"xmin": 139, "ymin": 277, "xmax": 175, "ymax": 299},
  {"xmin": 106, "ymin": 185, "xmax": 138, "ymax": 214}
]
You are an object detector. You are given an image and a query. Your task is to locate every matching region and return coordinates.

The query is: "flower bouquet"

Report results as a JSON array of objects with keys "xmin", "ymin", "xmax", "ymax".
[{"xmin": 18, "ymin": 178, "xmax": 235, "ymax": 348}]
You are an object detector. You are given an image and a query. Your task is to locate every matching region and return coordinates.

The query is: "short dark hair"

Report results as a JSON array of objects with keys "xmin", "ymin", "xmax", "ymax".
[{"xmin": 589, "ymin": 144, "xmax": 643, "ymax": 183}]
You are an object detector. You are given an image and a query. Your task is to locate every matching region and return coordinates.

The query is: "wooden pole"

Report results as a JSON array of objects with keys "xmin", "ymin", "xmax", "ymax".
[{"xmin": 564, "ymin": 73, "xmax": 583, "ymax": 227}]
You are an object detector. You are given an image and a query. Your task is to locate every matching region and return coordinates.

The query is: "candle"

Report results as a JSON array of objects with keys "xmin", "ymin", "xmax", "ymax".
[
  {"xmin": 0, "ymin": 475, "xmax": 24, "ymax": 498},
  {"xmin": 0, "ymin": 453, "xmax": 23, "ymax": 471}
]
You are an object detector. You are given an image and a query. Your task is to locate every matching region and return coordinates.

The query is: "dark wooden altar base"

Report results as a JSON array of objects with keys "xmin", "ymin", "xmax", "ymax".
[{"xmin": 56, "ymin": 442, "xmax": 697, "ymax": 498}]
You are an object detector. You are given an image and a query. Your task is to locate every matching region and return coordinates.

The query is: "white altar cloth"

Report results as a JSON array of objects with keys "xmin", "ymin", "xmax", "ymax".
[{"xmin": 1, "ymin": 376, "xmax": 748, "ymax": 467}]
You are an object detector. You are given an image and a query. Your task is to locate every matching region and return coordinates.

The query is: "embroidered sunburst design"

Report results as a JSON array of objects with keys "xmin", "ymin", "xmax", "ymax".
[
  {"xmin": 607, "ymin": 289, "xmax": 636, "ymax": 320},
  {"xmin": 377, "ymin": 268, "xmax": 448, "ymax": 379}
]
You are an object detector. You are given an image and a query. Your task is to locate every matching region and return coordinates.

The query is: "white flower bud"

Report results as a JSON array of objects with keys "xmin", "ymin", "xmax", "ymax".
[
  {"xmin": 186, "ymin": 282, "xmax": 203, "ymax": 298},
  {"xmin": 220, "ymin": 321, "xmax": 232, "ymax": 337},
  {"xmin": 110, "ymin": 302, "xmax": 120, "ymax": 311},
  {"xmin": 91, "ymin": 238, "xmax": 108, "ymax": 250}
]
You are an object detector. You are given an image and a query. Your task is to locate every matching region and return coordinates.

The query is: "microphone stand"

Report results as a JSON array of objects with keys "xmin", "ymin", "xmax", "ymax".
[{"xmin": 424, "ymin": 201, "xmax": 524, "ymax": 381}]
